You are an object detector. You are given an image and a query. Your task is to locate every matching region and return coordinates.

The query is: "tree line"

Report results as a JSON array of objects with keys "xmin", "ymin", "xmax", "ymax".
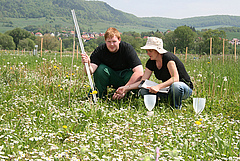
[{"xmin": 0, "ymin": 26, "xmax": 238, "ymax": 55}]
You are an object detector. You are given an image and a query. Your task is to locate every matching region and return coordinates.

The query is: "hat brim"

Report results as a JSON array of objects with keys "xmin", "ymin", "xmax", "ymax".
[{"xmin": 141, "ymin": 45, "xmax": 167, "ymax": 54}]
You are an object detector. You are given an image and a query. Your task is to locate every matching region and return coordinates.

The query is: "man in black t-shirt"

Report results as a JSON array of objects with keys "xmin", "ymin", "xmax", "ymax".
[{"xmin": 81, "ymin": 27, "xmax": 143, "ymax": 99}]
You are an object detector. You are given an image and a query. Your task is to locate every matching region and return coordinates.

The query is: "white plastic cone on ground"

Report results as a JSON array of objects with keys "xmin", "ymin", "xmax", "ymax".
[
  {"xmin": 144, "ymin": 95, "xmax": 156, "ymax": 116},
  {"xmin": 193, "ymin": 98, "xmax": 206, "ymax": 115}
]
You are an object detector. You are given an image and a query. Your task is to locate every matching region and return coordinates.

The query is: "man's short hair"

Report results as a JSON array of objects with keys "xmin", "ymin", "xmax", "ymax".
[{"xmin": 104, "ymin": 27, "xmax": 121, "ymax": 40}]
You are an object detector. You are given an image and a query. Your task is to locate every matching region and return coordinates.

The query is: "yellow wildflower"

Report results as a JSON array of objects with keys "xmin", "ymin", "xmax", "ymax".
[
  {"xmin": 60, "ymin": 88, "xmax": 63, "ymax": 90},
  {"xmin": 54, "ymin": 65, "xmax": 57, "ymax": 69},
  {"xmin": 62, "ymin": 125, "xmax": 67, "ymax": 129},
  {"xmin": 199, "ymin": 118, "xmax": 203, "ymax": 122},
  {"xmin": 195, "ymin": 121, "xmax": 201, "ymax": 125},
  {"xmin": 58, "ymin": 84, "xmax": 61, "ymax": 87},
  {"xmin": 91, "ymin": 90, "xmax": 98, "ymax": 95}
]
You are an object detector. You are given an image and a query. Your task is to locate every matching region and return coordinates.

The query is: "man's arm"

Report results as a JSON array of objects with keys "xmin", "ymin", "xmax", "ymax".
[
  {"xmin": 125, "ymin": 65, "xmax": 144, "ymax": 86},
  {"xmin": 114, "ymin": 67, "xmax": 152, "ymax": 96},
  {"xmin": 113, "ymin": 65, "xmax": 143, "ymax": 99}
]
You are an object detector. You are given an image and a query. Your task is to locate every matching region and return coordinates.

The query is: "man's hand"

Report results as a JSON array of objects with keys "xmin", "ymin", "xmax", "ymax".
[
  {"xmin": 112, "ymin": 86, "xmax": 128, "ymax": 100},
  {"xmin": 81, "ymin": 53, "xmax": 98, "ymax": 75},
  {"xmin": 81, "ymin": 53, "xmax": 90, "ymax": 64},
  {"xmin": 112, "ymin": 92, "xmax": 125, "ymax": 100}
]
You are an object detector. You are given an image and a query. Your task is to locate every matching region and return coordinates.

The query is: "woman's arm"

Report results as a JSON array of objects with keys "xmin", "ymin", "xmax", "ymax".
[{"xmin": 148, "ymin": 60, "xmax": 179, "ymax": 94}]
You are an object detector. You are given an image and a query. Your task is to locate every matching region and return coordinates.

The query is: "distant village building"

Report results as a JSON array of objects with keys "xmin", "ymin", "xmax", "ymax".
[
  {"xmin": 94, "ymin": 33, "xmax": 99, "ymax": 38},
  {"xmin": 230, "ymin": 38, "xmax": 240, "ymax": 45},
  {"xmin": 70, "ymin": 31, "xmax": 75, "ymax": 36},
  {"xmin": 99, "ymin": 33, "xmax": 104, "ymax": 37},
  {"xmin": 33, "ymin": 30, "xmax": 105, "ymax": 41},
  {"xmin": 81, "ymin": 34, "xmax": 88, "ymax": 39},
  {"xmin": 80, "ymin": 32, "xmax": 105, "ymax": 42},
  {"xmin": 35, "ymin": 32, "xmax": 43, "ymax": 37}
]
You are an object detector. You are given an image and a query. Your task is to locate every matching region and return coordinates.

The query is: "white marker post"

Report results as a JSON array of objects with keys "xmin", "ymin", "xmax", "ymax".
[{"xmin": 71, "ymin": 9, "xmax": 97, "ymax": 103}]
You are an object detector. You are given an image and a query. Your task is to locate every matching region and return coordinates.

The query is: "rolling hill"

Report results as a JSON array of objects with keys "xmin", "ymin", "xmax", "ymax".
[{"xmin": 1, "ymin": 0, "xmax": 240, "ymax": 33}]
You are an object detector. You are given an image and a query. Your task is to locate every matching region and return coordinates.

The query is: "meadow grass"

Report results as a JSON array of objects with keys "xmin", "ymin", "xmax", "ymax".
[{"xmin": 0, "ymin": 50, "xmax": 239, "ymax": 160}]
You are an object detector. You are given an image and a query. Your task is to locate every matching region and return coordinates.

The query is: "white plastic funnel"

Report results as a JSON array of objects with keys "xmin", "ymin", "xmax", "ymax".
[
  {"xmin": 144, "ymin": 95, "xmax": 156, "ymax": 111},
  {"xmin": 193, "ymin": 98, "xmax": 206, "ymax": 115}
]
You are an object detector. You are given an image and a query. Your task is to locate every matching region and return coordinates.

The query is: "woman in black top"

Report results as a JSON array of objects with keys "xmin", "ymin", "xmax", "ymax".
[{"xmin": 116, "ymin": 37, "xmax": 193, "ymax": 109}]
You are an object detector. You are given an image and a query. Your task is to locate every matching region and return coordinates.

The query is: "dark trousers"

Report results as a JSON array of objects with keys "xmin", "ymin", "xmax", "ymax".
[{"xmin": 93, "ymin": 64, "xmax": 133, "ymax": 98}]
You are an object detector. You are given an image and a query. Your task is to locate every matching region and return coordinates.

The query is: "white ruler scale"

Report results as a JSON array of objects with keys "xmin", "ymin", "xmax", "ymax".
[{"xmin": 71, "ymin": 9, "xmax": 97, "ymax": 103}]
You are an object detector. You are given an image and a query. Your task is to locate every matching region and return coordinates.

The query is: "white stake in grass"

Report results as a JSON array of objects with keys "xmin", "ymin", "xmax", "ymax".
[{"xmin": 71, "ymin": 9, "xmax": 97, "ymax": 103}]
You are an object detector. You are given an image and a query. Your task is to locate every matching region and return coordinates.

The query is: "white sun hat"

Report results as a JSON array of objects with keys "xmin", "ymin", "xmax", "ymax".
[{"xmin": 141, "ymin": 37, "xmax": 167, "ymax": 54}]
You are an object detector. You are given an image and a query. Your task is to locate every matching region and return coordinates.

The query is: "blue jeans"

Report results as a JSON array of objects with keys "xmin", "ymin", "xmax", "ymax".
[{"xmin": 140, "ymin": 82, "xmax": 192, "ymax": 109}]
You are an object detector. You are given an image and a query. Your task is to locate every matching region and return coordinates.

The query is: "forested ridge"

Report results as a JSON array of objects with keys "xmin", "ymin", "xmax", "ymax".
[
  {"xmin": 0, "ymin": 0, "xmax": 139, "ymax": 24},
  {"xmin": 141, "ymin": 15, "xmax": 240, "ymax": 29},
  {"xmin": 1, "ymin": 0, "xmax": 240, "ymax": 32}
]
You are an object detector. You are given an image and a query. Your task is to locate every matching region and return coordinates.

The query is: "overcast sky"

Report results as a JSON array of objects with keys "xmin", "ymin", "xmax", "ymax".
[{"xmin": 99, "ymin": 0, "xmax": 240, "ymax": 19}]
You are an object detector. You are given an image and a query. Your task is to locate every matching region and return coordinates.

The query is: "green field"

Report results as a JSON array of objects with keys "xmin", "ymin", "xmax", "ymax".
[
  {"xmin": 0, "ymin": 17, "xmax": 74, "ymax": 33},
  {"xmin": 0, "ymin": 51, "xmax": 239, "ymax": 160},
  {"xmin": 226, "ymin": 32, "xmax": 240, "ymax": 40}
]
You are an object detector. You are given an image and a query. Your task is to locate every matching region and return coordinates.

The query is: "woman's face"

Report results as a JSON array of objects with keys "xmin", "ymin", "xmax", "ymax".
[
  {"xmin": 105, "ymin": 35, "xmax": 121, "ymax": 53},
  {"xmin": 146, "ymin": 49, "xmax": 159, "ymax": 60}
]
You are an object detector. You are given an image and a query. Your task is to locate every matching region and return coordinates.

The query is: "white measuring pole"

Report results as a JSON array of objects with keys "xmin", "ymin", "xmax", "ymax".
[{"xmin": 71, "ymin": 9, "xmax": 97, "ymax": 103}]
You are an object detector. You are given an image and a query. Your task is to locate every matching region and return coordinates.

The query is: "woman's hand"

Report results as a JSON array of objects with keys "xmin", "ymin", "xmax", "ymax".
[{"xmin": 147, "ymin": 85, "xmax": 160, "ymax": 94}]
